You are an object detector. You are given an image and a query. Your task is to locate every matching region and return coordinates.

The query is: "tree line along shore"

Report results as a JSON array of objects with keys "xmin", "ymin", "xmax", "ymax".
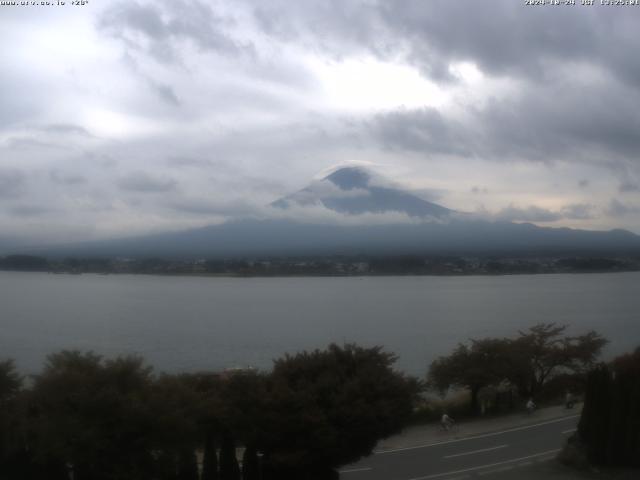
[
  {"xmin": 0, "ymin": 324, "xmax": 638, "ymax": 479},
  {"xmin": 2, "ymin": 254, "xmax": 640, "ymax": 276}
]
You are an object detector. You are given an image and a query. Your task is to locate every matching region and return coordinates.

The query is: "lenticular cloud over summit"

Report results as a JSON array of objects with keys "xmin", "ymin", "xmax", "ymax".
[{"xmin": 271, "ymin": 167, "xmax": 454, "ymax": 222}]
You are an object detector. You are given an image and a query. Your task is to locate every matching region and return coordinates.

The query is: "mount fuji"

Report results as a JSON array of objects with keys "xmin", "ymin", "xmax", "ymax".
[
  {"xmin": 272, "ymin": 167, "xmax": 453, "ymax": 219},
  {"xmin": 22, "ymin": 167, "xmax": 640, "ymax": 258}
]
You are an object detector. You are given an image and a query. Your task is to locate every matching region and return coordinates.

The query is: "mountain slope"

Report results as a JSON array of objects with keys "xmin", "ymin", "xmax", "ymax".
[
  {"xmin": 272, "ymin": 167, "xmax": 453, "ymax": 218},
  {"xmin": 35, "ymin": 217, "xmax": 640, "ymax": 259},
  {"xmin": 19, "ymin": 166, "xmax": 640, "ymax": 259}
]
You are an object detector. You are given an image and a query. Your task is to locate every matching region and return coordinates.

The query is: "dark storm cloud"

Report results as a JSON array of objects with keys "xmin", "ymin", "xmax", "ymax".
[
  {"xmin": 117, "ymin": 171, "xmax": 178, "ymax": 193},
  {"xmin": 98, "ymin": 0, "xmax": 245, "ymax": 64},
  {"xmin": 480, "ymin": 85, "xmax": 640, "ymax": 161},
  {"xmin": 253, "ymin": 0, "xmax": 384, "ymax": 59},
  {"xmin": 375, "ymin": 0, "xmax": 599, "ymax": 82},
  {"xmin": 248, "ymin": 0, "xmax": 640, "ymax": 173},
  {"xmin": 367, "ymin": 81, "xmax": 640, "ymax": 165},
  {"xmin": 0, "ymin": 169, "xmax": 26, "ymax": 198},
  {"xmin": 249, "ymin": 1, "xmax": 640, "ymax": 87},
  {"xmin": 606, "ymin": 199, "xmax": 640, "ymax": 217},
  {"xmin": 369, "ymin": 108, "xmax": 470, "ymax": 157},
  {"xmin": 619, "ymin": 182, "xmax": 640, "ymax": 193}
]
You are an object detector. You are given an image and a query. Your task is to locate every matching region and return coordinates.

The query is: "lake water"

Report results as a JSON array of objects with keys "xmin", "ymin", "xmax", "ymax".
[{"xmin": 1, "ymin": 271, "xmax": 639, "ymax": 376}]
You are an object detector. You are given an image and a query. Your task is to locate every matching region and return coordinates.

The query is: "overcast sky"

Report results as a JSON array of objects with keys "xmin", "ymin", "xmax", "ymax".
[{"xmin": 2, "ymin": 0, "xmax": 640, "ymax": 244}]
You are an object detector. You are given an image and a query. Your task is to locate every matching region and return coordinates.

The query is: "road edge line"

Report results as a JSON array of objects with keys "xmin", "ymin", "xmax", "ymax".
[
  {"xmin": 375, "ymin": 415, "xmax": 579, "ymax": 454},
  {"xmin": 443, "ymin": 444, "xmax": 508, "ymax": 459},
  {"xmin": 407, "ymin": 449, "xmax": 561, "ymax": 480}
]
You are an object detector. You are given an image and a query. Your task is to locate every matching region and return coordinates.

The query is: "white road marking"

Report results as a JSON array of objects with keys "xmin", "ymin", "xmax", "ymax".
[
  {"xmin": 375, "ymin": 415, "xmax": 579, "ymax": 454},
  {"xmin": 406, "ymin": 449, "xmax": 561, "ymax": 480},
  {"xmin": 478, "ymin": 465, "xmax": 513, "ymax": 475},
  {"xmin": 536, "ymin": 455, "xmax": 557, "ymax": 463},
  {"xmin": 562, "ymin": 428, "xmax": 577, "ymax": 434},
  {"xmin": 443, "ymin": 444, "xmax": 508, "ymax": 459},
  {"xmin": 339, "ymin": 467, "xmax": 372, "ymax": 474}
]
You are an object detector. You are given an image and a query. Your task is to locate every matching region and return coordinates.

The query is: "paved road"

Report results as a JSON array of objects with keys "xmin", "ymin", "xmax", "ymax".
[{"xmin": 340, "ymin": 414, "xmax": 579, "ymax": 480}]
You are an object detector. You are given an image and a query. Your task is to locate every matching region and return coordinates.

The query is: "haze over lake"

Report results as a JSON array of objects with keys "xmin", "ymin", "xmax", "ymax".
[{"xmin": 2, "ymin": 271, "xmax": 639, "ymax": 376}]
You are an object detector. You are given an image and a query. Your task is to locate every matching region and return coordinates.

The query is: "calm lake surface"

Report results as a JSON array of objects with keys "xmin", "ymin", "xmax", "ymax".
[{"xmin": 1, "ymin": 271, "xmax": 639, "ymax": 376}]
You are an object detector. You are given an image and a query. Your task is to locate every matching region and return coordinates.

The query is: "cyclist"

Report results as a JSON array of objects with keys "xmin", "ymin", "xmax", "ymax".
[
  {"xmin": 526, "ymin": 398, "xmax": 536, "ymax": 414},
  {"xmin": 565, "ymin": 391, "xmax": 575, "ymax": 409},
  {"xmin": 441, "ymin": 413, "xmax": 455, "ymax": 431}
]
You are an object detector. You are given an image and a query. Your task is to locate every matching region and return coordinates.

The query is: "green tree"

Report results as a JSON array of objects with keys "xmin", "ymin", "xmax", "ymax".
[
  {"xmin": 428, "ymin": 338, "xmax": 512, "ymax": 415},
  {"xmin": 577, "ymin": 363, "xmax": 612, "ymax": 465},
  {"xmin": 428, "ymin": 324, "xmax": 608, "ymax": 414},
  {"xmin": 577, "ymin": 347, "xmax": 640, "ymax": 467},
  {"xmin": 259, "ymin": 344, "xmax": 419, "ymax": 478},
  {"xmin": 0, "ymin": 255, "xmax": 49, "ymax": 271},
  {"xmin": 0, "ymin": 360, "xmax": 21, "ymax": 401},
  {"xmin": 242, "ymin": 445, "xmax": 259, "ymax": 480},
  {"xmin": 219, "ymin": 432, "xmax": 241, "ymax": 480},
  {"xmin": 201, "ymin": 432, "xmax": 219, "ymax": 480},
  {"xmin": 512, "ymin": 323, "xmax": 607, "ymax": 397},
  {"xmin": 177, "ymin": 448, "xmax": 199, "ymax": 480},
  {"xmin": 219, "ymin": 371, "xmax": 267, "ymax": 450},
  {"xmin": 0, "ymin": 359, "xmax": 26, "ymax": 479},
  {"xmin": 29, "ymin": 351, "xmax": 157, "ymax": 480}
]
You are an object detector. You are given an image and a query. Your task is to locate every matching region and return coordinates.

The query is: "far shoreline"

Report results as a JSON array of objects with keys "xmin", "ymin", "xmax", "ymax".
[
  {"xmin": 2, "ymin": 252, "xmax": 640, "ymax": 278},
  {"xmin": 2, "ymin": 268, "xmax": 640, "ymax": 279}
]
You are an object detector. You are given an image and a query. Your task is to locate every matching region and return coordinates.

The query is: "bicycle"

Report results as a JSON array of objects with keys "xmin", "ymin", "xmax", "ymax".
[
  {"xmin": 525, "ymin": 399, "xmax": 536, "ymax": 415},
  {"xmin": 438, "ymin": 421, "xmax": 460, "ymax": 434}
]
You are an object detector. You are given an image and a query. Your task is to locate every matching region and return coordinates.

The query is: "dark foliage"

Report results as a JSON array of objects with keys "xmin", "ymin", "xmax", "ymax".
[
  {"xmin": 201, "ymin": 433, "xmax": 219, "ymax": 480},
  {"xmin": 428, "ymin": 323, "xmax": 607, "ymax": 414},
  {"xmin": 429, "ymin": 338, "xmax": 512, "ymax": 415},
  {"xmin": 241, "ymin": 445, "xmax": 259, "ymax": 480},
  {"xmin": 0, "ymin": 344, "xmax": 418, "ymax": 480},
  {"xmin": 0, "ymin": 359, "xmax": 22, "ymax": 401},
  {"xmin": 219, "ymin": 433, "xmax": 241, "ymax": 480},
  {"xmin": 27, "ymin": 351, "xmax": 158, "ymax": 480},
  {"xmin": 512, "ymin": 324, "xmax": 607, "ymax": 398},
  {"xmin": 0, "ymin": 255, "xmax": 49, "ymax": 271},
  {"xmin": 578, "ymin": 347, "xmax": 640, "ymax": 467},
  {"xmin": 258, "ymin": 344, "xmax": 419, "ymax": 476},
  {"xmin": 555, "ymin": 257, "xmax": 625, "ymax": 272},
  {"xmin": 3, "ymin": 253, "xmax": 639, "ymax": 276},
  {"xmin": 177, "ymin": 449, "xmax": 199, "ymax": 480},
  {"xmin": 0, "ymin": 360, "xmax": 24, "ymax": 478}
]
